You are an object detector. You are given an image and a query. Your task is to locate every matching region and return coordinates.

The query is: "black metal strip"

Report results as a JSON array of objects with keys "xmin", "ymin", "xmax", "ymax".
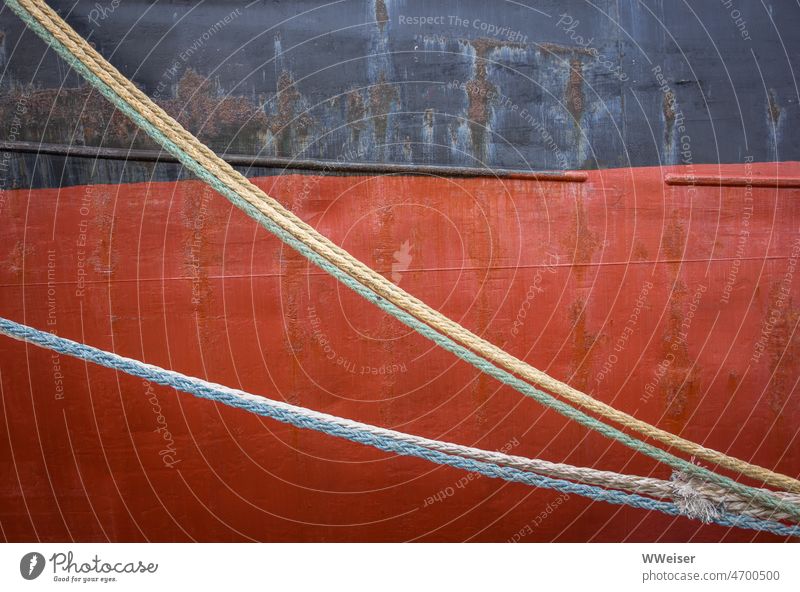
[{"xmin": 0, "ymin": 140, "xmax": 588, "ymax": 182}]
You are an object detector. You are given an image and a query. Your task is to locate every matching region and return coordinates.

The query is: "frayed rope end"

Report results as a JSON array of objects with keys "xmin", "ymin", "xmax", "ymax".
[{"xmin": 670, "ymin": 470, "xmax": 721, "ymax": 523}]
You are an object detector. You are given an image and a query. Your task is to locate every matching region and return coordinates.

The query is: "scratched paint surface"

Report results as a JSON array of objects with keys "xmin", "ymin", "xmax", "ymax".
[{"xmin": 1, "ymin": 161, "xmax": 798, "ymax": 541}]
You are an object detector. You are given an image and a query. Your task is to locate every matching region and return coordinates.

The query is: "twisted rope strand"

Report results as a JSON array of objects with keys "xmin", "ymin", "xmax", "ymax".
[
  {"xmin": 0, "ymin": 316, "xmax": 797, "ymax": 537},
  {"xmin": 7, "ymin": 0, "xmax": 800, "ymax": 521},
  {"xmin": 432, "ymin": 447, "xmax": 800, "ymax": 523}
]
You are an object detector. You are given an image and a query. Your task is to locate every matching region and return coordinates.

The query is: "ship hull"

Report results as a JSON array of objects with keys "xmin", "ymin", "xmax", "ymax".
[{"xmin": 1, "ymin": 161, "xmax": 798, "ymax": 542}]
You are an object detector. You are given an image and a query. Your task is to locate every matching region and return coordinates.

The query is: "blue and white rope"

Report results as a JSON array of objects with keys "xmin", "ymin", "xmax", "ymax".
[{"xmin": 0, "ymin": 316, "xmax": 797, "ymax": 538}]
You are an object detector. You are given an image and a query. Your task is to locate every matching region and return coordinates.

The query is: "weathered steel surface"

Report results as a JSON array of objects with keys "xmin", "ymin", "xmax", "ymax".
[
  {"xmin": 1, "ymin": 0, "xmax": 799, "ymax": 188},
  {"xmin": 1, "ymin": 161, "xmax": 798, "ymax": 541}
]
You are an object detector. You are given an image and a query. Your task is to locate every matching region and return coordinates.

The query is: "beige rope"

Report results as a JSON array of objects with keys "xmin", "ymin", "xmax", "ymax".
[{"xmin": 19, "ymin": 0, "xmax": 800, "ymax": 494}]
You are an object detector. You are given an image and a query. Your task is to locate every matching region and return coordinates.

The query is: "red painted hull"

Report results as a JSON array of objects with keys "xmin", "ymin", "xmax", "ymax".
[{"xmin": 1, "ymin": 162, "xmax": 799, "ymax": 542}]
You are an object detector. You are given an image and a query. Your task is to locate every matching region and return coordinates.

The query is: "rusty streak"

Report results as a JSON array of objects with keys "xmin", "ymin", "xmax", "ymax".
[{"xmin": 665, "ymin": 174, "xmax": 800, "ymax": 188}]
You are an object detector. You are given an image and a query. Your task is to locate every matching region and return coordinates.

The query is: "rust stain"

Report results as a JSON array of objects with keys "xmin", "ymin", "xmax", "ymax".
[
  {"xmin": 471, "ymin": 370, "xmax": 489, "ymax": 427},
  {"xmin": 0, "ymin": 70, "xmax": 275, "ymax": 153},
  {"xmin": 767, "ymin": 89, "xmax": 781, "ymax": 124},
  {"xmin": 536, "ymin": 43, "xmax": 588, "ymax": 126},
  {"xmin": 369, "ymin": 181, "xmax": 410, "ymax": 338},
  {"xmin": 565, "ymin": 58, "xmax": 584, "ymax": 124},
  {"xmin": 402, "ymin": 136, "xmax": 413, "ymax": 160},
  {"xmin": 462, "ymin": 185, "xmax": 498, "ymax": 427},
  {"xmin": 0, "ymin": 85, "xmax": 142, "ymax": 147},
  {"xmin": 453, "ymin": 38, "xmax": 525, "ymax": 159},
  {"xmin": 368, "ymin": 71, "xmax": 399, "ymax": 147},
  {"xmin": 282, "ymin": 248, "xmax": 306, "ymax": 356},
  {"xmin": 161, "ymin": 69, "xmax": 314, "ymax": 157},
  {"xmin": 633, "ymin": 240, "xmax": 649, "ymax": 261},
  {"xmin": 89, "ymin": 192, "xmax": 116, "ymax": 278},
  {"xmin": 727, "ymin": 371, "xmax": 739, "ymax": 392},
  {"xmin": 568, "ymin": 298, "xmax": 598, "ymax": 391},
  {"xmin": 465, "ymin": 61, "xmax": 496, "ymax": 156},
  {"xmin": 376, "ymin": 314, "xmax": 402, "ymax": 423},
  {"xmin": 449, "ymin": 122, "xmax": 461, "ymax": 146},
  {"xmin": 424, "ymin": 108, "xmax": 434, "ymax": 128},
  {"xmin": 765, "ymin": 283, "xmax": 799, "ymax": 417},
  {"xmin": 663, "ymin": 89, "xmax": 676, "ymax": 145},
  {"xmin": 379, "ymin": 397, "xmax": 395, "ymax": 427},
  {"xmin": 282, "ymin": 177, "xmax": 311, "ymax": 355},
  {"xmin": 561, "ymin": 193, "xmax": 600, "ymax": 272},
  {"xmin": 660, "ymin": 212, "xmax": 686, "ymax": 278},
  {"xmin": 657, "ymin": 209, "xmax": 697, "ymax": 425},
  {"xmin": 374, "ymin": 0, "xmax": 389, "ymax": 31},
  {"xmin": 423, "ymin": 108, "xmax": 434, "ymax": 154},
  {"xmin": 161, "ymin": 69, "xmax": 267, "ymax": 148},
  {"xmin": 345, "ymin": 90, "xmax": 366, "ymax": 144},
  {"xmin": 660, "ymin": 289, "xmax": 700, "ymax": 426},
  {"xmin": 465, "ymin": 39, "xmax": 506, "ymax": 157},
  {"xmin": 469, "ymin": 283, "xmax": 491, "ymax": 427},
  {"xmin": 269, "ymin": 70, "xmax": 314, "ymax": 157},
  {"xmin": 374, "ymin": 211, "xmax": 396, "ymax": 281},
  {"xmin": 370, "ymin": 178, "xmax": 405, "ymax": 419}
]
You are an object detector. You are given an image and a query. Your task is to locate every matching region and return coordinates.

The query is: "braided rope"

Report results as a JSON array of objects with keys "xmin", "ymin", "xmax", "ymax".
[
  {"xmin": 0, "ymin": 317, "xmax": 797, "ymax": 537},
  {"xmin": 437, "ymin": 449, "xmax": 800, "ymax": 523},
  {"xmin": 7, "ymin": 0, "xmax": 800, "ymax": 521}
]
